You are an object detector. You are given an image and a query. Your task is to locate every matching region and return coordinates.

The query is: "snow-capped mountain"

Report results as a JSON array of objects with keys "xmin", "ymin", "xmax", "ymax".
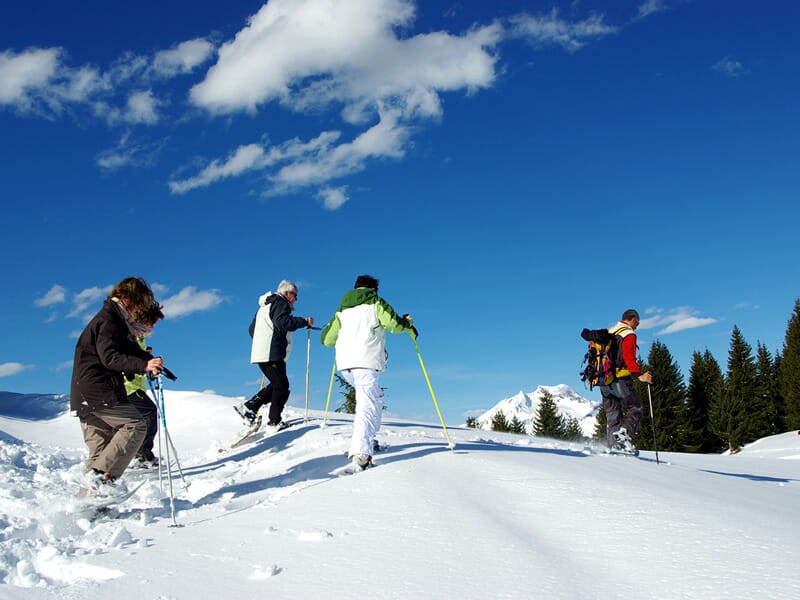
[{"xmin": 473, "ymin": 384, "xmax": 600, "ymax": 436}]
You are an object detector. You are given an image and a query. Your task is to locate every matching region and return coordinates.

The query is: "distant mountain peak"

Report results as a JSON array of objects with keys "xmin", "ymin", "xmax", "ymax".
[{"xmin": 473, "ymin": 384, "xmax": 599, "ymax": 437}]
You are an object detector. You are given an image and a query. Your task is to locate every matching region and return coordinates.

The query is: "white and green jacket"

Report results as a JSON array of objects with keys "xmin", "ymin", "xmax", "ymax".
[{"xmin": 321, "ymin": 288, "xmax": 413, "ymax": 371}]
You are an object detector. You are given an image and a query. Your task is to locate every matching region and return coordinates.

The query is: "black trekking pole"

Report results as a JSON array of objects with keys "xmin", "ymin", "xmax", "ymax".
[{"xmin": 647, "ymin": 383, "xmax": 660, "ymax": 465}]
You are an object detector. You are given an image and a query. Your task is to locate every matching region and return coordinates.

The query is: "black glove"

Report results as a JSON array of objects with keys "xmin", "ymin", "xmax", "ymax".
[{"xmin": 411, "ymin": 325, "xmax": 420, "ymax": 338}]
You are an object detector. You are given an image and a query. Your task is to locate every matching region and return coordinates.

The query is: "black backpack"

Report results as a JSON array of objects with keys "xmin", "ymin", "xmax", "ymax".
[{"xmin": 579, "ymin": 328, "xmax": 616, "ymax": 390}]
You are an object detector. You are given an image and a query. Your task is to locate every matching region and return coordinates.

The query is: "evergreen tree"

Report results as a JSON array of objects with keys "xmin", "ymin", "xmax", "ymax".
[
  {"xmin": 593, "ymin": 406, "xmax": 607, "ymax": 442},
  {"xmin": 533, "ymin": 390, "xmax": 565, "ymax": 438},
  {"xmin": 491, "ymin": 411, "xmax": 510, "ymax": 432},
  {"xmin": 634, "ymin": 340, "xmax": 686, "ymax": 452},
  {"xmin": 563, "ymin": 416, "xmax": 585, "ymax": 441},
  {"xmin": 710, "ymin": 325, "xmax": 758, "ymax": 452},
  {"xmin": 755, "ymin": 342, "xmax": 782, "ymax": 435},
  {"xmin": 778, "ymin": 299, "xmax": 800, "ymax": 430},
  {"xmin": 465, "ymin": 416, "xmax": 479, "ymax": 429},
  {"xmin": 509, "ymin": 416, "xmax": 526, "ymax": 435},
  {"xmin": 685, "ymin": 349, "xmax": 724, "ymax": 453},
  {"xmin": 333, "ymin": 373, "xmax": 356, "ymax": 414}
]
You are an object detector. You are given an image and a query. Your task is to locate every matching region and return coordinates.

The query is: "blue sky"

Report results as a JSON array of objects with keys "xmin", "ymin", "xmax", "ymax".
[{"xmin": 2, "ymin": 0, "xmax": 798, "ymax": 424}]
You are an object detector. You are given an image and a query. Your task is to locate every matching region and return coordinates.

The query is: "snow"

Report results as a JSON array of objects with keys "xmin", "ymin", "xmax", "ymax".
[{"xmin": 1, "ymin": 389, "xmax": 799, "ymax": 599}]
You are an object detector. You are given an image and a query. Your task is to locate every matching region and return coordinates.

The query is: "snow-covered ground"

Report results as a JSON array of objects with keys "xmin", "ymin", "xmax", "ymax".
[{"xmin": 1, "ymin": 390, "xmax": 798, "ymax": 599}]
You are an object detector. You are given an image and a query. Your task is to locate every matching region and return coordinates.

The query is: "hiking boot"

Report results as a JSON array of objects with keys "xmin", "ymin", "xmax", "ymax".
[
  {"xmin": 612, "ymin": 427, "xmax": 636, "ymax": 453},
  {"xmin": 80, "ymin": 470, "xmax": 128, "ymax": 499},
  {"xmin": 234, "ymin": 403, "xmax": 258, "ymax": 426},
  {"xmin": 265, "ymin": 420, "xmax": 289, "ymax": 433},
  {"xmin": 350, "ymin": 454, "xmax": 373, "ymax": 471},
  {"xmin": 130, "ymin": 456, "xmax": 159, "ymax": 470}
]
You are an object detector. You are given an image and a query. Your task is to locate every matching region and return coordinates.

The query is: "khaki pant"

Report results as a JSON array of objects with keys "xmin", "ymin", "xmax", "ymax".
[{"xmin": 80, "ymin": 403, "xmax": 147, "ymax": 478}]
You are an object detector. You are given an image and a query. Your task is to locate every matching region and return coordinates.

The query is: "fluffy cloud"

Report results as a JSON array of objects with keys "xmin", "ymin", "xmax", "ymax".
[
  {"xmin": 316, "ymin": 186, "xmax": 349, "ymax": 210},
  {"xmin": 639, "ymin": 307, "xmax": 719, "ymax": 335},
  {"xmin": 0, "ymin": 362, "xmax": 32, "ymax": 377},
  {"xmin": 0, "ymin": 38, "xmax": 213, "ymax": 122},
  {"xmin": 152, "ymin": 38, "xmax": 215, "ymax": 78},
  {"xmin": 161, "ymin": 287, "xmax": 225, "ymax": 319},
  {"xmin": 189, "ymin": 0, "xmax": 499, "ymax": 115},
  {"xmin": 176, "ymin": 0, "xmax": 501, "ymax": 196},
  {"xmin": 34, "ymin": 284, "xmax": 67, "ymax": 307},
  {"xmin": 0, "ymin": 48, "xmax": 61, "ymax": 106}
]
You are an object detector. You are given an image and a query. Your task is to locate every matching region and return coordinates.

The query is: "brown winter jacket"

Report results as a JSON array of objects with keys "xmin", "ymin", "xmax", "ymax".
[{"xmin": 70, "ymin": 299, "xmax": 152, "ymax": 417}]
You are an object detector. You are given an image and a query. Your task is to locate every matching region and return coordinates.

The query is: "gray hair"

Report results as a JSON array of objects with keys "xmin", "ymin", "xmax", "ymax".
[{"xmin": 277, "ymin": 279, "xmax": 297, "ymax": 295}]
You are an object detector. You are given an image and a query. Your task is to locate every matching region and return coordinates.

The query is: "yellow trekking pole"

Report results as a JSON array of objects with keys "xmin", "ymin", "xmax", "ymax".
[
  {"xmin": 322, "ymin": 359, "xmax": 336, "ymax": 427},
  {"xmin": 410, "ymin": 331, "xmax": 455, "ymax": 449}
]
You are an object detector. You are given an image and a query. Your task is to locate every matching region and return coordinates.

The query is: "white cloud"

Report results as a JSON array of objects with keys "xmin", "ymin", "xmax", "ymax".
[
  {"xmin": 67, "ymin": 286, "xmax": 112, "ymax": 320},
  {"xmin": 169, "ymin": 143, "xmax": 269, "ymax": 194},
  {"xmin": 174, "ymin": 0, "xmax": 500, "ymax": 196},
  {"xmin": 0, "ymin": 362, "xmax": 32, "ymax": 377},
  {"xmin": 508, "ymin": 8, "xmax": 618, "ymax": 53},
  {"xmin": 636, "ymin": 0, "xmax": 669, "ymax": 20},
  {"xmin": 161, "ymin": 287, "xmax": 224, "ymax": 319},
  {"xmin": 34, "ymin": 284, "xmax": 67, "ymax": 307},
  {"xmin": 0, "ymin": 47, "xmax": 62, "ymax": 109},
  {"xmin": 152, "ymin": 38, "xmax": 215, "ymax": 78},
  {"xmin": 95, "ymin": 131, "xmax": 163, "ymax": 171},
  {"xmin": 125, "ymin": 90, "xmax": 160, "ymax": 124},
  {"xmin": 712, "ymin": 57, "xmax": 749, "ymax": 78},
  {"xmin": 316, "ymin": 186, "xmax": 349, "ymax": 210},
  {"xmin": 639, "ymin": 306, "xmax": 719, "ymax": 335},
  {"xmin": 190, "ymin": 0, "xmax": 500, "ymax": 115}
]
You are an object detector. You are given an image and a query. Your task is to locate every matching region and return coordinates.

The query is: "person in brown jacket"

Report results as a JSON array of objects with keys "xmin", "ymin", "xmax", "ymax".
[{"xmin": 70, "ymin": 277, "xmax": 164, "ymax": 497}]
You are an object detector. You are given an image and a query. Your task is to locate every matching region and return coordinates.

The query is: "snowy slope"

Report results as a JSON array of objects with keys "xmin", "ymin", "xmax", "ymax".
[
  {"xmin": 474, "ymin": 384, "xmax": 599, "ymax": 436},
  {"xmin": 1, "ymin": 390, "xmax": 799, "ymax": 599}
]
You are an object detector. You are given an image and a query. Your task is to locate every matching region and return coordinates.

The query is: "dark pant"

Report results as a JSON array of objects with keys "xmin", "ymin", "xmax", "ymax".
[
  {"xmin": 128, "ymin": 389, "xmax": 158, "ymax": 460},
  {"xmin": 246, "ymin": 361, "xmax": 290, "ymax": 425},
  {"xmin": 601, "ymin": 378, "xmax": 643, "ymax": 447}
]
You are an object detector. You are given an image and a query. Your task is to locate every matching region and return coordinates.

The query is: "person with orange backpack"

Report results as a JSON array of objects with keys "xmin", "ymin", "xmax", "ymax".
[{"xmin": 599, "ymin": 309, "xmax": 653, "ymax": 453}]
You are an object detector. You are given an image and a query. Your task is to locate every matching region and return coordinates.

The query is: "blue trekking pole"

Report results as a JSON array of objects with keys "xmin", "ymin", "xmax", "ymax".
[{"xmin": 148, "ymin": 370, "xmax": 187, "ymax": 527}]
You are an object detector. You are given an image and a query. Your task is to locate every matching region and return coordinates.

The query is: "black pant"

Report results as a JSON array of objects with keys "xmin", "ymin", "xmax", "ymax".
[
  {"xmin": 601, "ymin": 378, "xmax": 643, "ymax": 447},
  {"xmin": 127, "ymin": 389, "xmax": 159, "ymax": 461},
  {"xmin": 246, "ymin": 361, "xmax": 290, "ymax": 425}
]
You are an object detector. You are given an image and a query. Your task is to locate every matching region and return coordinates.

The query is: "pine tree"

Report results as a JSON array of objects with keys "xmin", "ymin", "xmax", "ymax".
[
  {"xmin": 778, "ymin": 299, "xmax": 800, "ymax": 431},
  {"xmin": 563, "ymin": 416, "xmax": 585, "ymax": 441},
  {"xmin": 685, "ymin": 349, "xmax": 724, "ymax": 453},
  {"xmin": 593, "ymin": 406, "xmax": 607, "ymax": 442},
  {"xmin": 491, "ymin": 411, "xmax": 510, "ymax": 432},
  {"xmin": 333, "ymin": 374, "xmax": 356, "ymax": 414},
  {"xmin": 533, "ymin": 390, "xmax": 565, "ymax": 438},
  {"xmin": 509, "ymin": 416, "xmax": 526, "ymax": 435},
  {"xmin": 465, "ymin": 416, "xmax": 479, "ymax": 429},
  {"xmin": 710, "ymin": 325, "xmax": 758, "ymax": 452},
  {"xmin": 755, "ymin": 342, "xmax": 782, "ymax": 435},
  {"xmin": 634, "ymin": 340, "xmax": 686, "ymax": 452}
]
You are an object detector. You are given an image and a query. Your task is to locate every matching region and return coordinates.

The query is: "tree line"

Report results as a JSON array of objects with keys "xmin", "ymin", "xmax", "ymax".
[{"xmin": 470, "ymin": 299, "xmax": 800, "ymax": 454}]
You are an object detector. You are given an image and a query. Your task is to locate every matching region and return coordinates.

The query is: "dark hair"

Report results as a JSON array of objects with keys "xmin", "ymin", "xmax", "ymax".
[
  {"xmin": 354, "ymin": 274, "xmax": 379, "ymax": 290},
  {"xmin": 110, "ymin": 277, "xmax": 156, "ymax": 312},
  {"xmin": 621, "ymin": 309, "xmax": 640, "ymax": 321},
  {"xmin": 141, "ymin": 302, "xmax": 165, "ymax": 326}
]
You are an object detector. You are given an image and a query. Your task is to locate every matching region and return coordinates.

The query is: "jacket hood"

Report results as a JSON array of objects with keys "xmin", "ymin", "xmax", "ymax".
[
  {"xmin": 259, "ymin": 291, "xmax": 274, "ymax": 306},
  {"xmin": 339, "ymin": 288, "xmax": 377, "ymax": 310}
]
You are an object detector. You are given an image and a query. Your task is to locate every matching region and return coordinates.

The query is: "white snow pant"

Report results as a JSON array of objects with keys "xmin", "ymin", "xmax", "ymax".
[{"xmin": 340, "ymin": 368, "xmax": 383, "ymax": 458}]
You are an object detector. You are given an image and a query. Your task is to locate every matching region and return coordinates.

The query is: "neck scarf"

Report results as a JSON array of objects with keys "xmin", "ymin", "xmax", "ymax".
[{"xmin": 110, "ymin": 297, "xmax": 153, "ymax": 340}]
